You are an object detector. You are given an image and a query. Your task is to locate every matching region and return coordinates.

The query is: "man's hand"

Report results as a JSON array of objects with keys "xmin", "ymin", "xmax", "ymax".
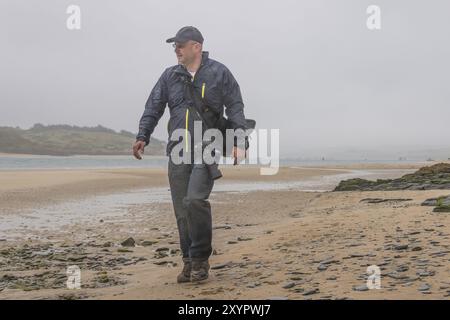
[
  {"xmin": 232, "ymin": 146, "xmax": 246, "ymax": 165},
  {"xmin": 133, "ymin": 140, "xmax": 146, "ymax": 160}
]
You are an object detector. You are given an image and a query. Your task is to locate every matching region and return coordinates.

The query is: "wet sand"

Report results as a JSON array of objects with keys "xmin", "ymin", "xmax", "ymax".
[{"xmin": 1, "ymin": 162, "xmax": 450, "ymax": 299}]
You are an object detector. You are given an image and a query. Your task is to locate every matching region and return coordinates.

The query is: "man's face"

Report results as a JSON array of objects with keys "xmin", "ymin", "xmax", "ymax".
[{"xmin": 173, "ymin": 40, "xmax": 201, "ymax": 65}]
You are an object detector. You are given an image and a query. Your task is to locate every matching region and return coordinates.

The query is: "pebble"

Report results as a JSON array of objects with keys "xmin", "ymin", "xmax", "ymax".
[
  {"xmin": 141, "ymin": 240, "xmax": 158, "ymax": 247},
  {"xmin": 353, "ymin": 285, "xmax": 369, "ymax": 292},
  {"xmin": 303, "ymin": 288, "xmax": 319, "ymax": 296},
  {"xmin": 418, "ymin": 283, "xmax": 431, "ymax": 291},
  {"xmin": 121, "ymin": 237, "xmax": 136, "ymax": 247},
  {"xmin": 317, "ymin": 264, "xmax": 328, "ymax": 271},
  {"xmin": 211, "ymin": 262, "xmax": 232, "ymax": 270},
  {"xmin": 282, "ymin": 282, "xmax": 296, "ymax": 289},
  {"xmin": 394, "ymin": 244, "xmax": 408, "ymax": 250}
]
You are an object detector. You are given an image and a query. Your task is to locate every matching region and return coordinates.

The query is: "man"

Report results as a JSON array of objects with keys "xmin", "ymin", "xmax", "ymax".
[{"xmin": 132, "ymin": 26, "xmax": 248, "ymax": 283}]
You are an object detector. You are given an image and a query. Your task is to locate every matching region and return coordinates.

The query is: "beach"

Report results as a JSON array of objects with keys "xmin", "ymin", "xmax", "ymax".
[{"xmin": 1, "ymin": 161, "xmax": 450, "ymax": 299}]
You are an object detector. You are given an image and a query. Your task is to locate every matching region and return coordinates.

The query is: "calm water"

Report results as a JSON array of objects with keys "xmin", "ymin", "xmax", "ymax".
[{"xmin": 0, "ymin": 154, "xmax": 432, "ymax": 170}]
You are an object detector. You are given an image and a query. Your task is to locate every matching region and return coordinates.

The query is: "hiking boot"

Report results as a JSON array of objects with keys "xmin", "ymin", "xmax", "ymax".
[
  {"xmin": 177, "ymin": 257, "xmax": 192, "ymax": 283},
  {"xmin": 191, "ymin": 259, "xmax": 210, "ymax": 282}
]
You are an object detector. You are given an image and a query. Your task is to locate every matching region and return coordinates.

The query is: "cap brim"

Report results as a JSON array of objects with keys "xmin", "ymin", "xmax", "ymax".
[{"xmin": 166, "ymin": 36, "xmax": 190, "ymax": 44}]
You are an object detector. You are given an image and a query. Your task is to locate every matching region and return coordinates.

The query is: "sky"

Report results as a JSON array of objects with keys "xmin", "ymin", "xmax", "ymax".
[{"xmin": 1, "ymin": 0, "xmax": 449, "ymax": 158}]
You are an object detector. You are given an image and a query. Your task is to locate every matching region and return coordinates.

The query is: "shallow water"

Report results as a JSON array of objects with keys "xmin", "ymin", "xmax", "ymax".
[
  {"xmin": 0, "ymin": 168, "xmax": 415, "ymax": 240},
  {"xmin": 0, "ymin": 154, "xmax": 429, "ymax": 170}
]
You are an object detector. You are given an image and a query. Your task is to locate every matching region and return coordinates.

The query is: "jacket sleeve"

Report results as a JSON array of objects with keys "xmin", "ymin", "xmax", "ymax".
[
  {"xmin": 136, "ymin": 70, "xmax": 168, "ymax": 146},
  {"xmin": 222, "ymin": 67, "xmax": 247, "ymax": 130}
]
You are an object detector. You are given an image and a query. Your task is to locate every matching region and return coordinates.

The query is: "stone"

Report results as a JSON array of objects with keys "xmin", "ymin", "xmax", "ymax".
[
  {"xmin": 353, "ymin": 285, "xmax": 369, "ymax": 292},
  {"xmin": 303, "ymin": 288, "xmax": 319, "ymax": 296},
  {"xmin": 396, "ymin": 265, "xmax": 409, "ymax": 273},
  {"xmin": 213, "ymin": 225, "xmax": 232, "ymax": 230},
  {"xmin": 141, "ymin": 240, "xmax": 158, "ymax": 247},
  {"xmin": 282, "ymin": 282, "xmax": 296, "ymax": 289},
  {"xmin": 418, "ymin": 283, "xmax": 431, "ymax": 291},
  {"xmin": 120, "ymin": 237, "xmax": 136, "ymax": 247},
  {"xmin": 317, "ymin": 264, "xmax": 328, "ymax": 271},
  {"xmin": 211, "ymin": 262, "xmax": 232, "ymax": 270}
]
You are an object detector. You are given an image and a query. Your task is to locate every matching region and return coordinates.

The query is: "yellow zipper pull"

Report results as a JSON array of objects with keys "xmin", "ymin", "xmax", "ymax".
[
  {"xmin": 201, "ymin": 83, "xmax": 206, "ymax": 99},
  {"xmin": 185, "ymin": 109, "xmax": 189, "ymax": 152}
]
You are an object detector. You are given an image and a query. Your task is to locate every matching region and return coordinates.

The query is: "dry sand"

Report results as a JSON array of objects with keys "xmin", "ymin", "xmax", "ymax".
[{"xmin": 1, "ymin": 162, "xmax": 449, "ymax": 300}]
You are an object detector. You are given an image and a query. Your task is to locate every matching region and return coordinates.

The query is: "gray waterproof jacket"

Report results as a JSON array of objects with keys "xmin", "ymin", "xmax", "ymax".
[{"xmin": 136, "ymin": 51, "xmax": 247, "ymax": 156}]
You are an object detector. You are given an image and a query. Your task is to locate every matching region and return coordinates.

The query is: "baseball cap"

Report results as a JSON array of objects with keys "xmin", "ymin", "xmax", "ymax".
[{"xmin": 166, "ymin": 26, "xmax": 204, "ymax": 44}]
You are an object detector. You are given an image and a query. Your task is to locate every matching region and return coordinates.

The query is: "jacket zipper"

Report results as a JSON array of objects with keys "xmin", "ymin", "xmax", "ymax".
[{"xmin": 185, "ymin": 61, "xmax": 206, "ymax": 153}]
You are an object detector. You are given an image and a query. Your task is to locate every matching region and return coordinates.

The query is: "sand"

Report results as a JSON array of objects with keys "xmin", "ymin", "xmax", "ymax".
[{"xmin": 1, "ymin": 162, "xmax": 449, "ymax": 300}]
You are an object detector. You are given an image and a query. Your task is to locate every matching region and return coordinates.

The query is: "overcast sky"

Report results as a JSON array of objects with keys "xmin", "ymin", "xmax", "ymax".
[{"xmin": 1, "ymin": 0, "xmax": 449, "ymax": 157}]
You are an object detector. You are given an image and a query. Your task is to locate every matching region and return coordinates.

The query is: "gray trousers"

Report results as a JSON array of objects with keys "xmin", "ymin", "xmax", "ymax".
[{"xmin": 168, "ymin": 158, "xmax": 214, "ymax": 261}]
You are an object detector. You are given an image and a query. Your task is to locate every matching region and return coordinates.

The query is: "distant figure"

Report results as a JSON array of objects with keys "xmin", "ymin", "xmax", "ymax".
[{"xmin": 132, "ymin": 26, "xmax": 248, "ymax": 283}]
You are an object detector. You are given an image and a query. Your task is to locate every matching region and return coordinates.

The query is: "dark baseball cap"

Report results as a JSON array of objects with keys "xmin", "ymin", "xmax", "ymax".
[{"xmin": 166, "ymin": 26, "xmax": 204, "ymax": 44}]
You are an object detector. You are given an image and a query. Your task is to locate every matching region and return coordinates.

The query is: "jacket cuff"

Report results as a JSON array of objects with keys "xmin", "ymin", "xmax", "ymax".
[{"xmin": 136, "ymin": 136, "xmax": 149, "ymax": 146}]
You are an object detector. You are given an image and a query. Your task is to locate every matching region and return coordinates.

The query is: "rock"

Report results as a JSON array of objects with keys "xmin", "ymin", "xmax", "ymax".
[
  {"xmin": 282, "ymin": 282, "xmax": 296, "ymax": 289},
  {"xmin": 386, "ymin": 272, "xmax": 409, "ymax": 280},
  {"xmin": 102, "ymin": 241, "xmax": 113, "ymax": 248},
  {"xmin": 396, "ymin": 265, "xmax": 409, "ymax": 272},
  {"xmin": 227, "ymin": 240, "xmax": 238, "ymax": 244},
  {"xmin": 67, "ymin": 254, "xmax": 87, "ymax": 262},
  {"xmin": 334, "ymin": 163, "xmax": 450, "ymax": 191},
  {"xmin": 237, "ymin": 237, "xmax": 253, "ymax": 241},
  {"xmin": 394, "ymin": 244, "xmax": 408, "ymax": 250},
  {"xmin": 412, "ymin": 246, "xmax": 423, "ymax": 251},
  {"xmin": 266, "ymin": 296, "xmax": 289, "ymax": 300},
  {"xmin": 141, "ymin": 240, "xmax": 158, "ymax": 247},
  {"xmin": 433, "ymin": 205, "xmax": 450, "ymax": 212},
  {"xmin": 213, "ymin": 225, "xmax": 232, "ymax": 230},
  {"xmin": 360, "ymin": 198, "xmax": 412, "ymax": 203},
  {"xmin": 417, "ymin": 270, "xmax": 435, "ymax": 277},
  {"xmin": 421, "ymin": 198, "xmax": 439, "ymax": 206},
  {"xmin": 121, "ymin": 237, "xmax": 136, "ymax": 247},
  {"xmin": 303, "ymin": 288, "xmax": 319, "ymax": 296},
  {"xmin": 289, "ymin": 212, "xmax": 301, "ymax": 218},
  {"xmin": 418, "ymin": 283, "xmax": 431, "ymax": 291},
  {"xmin": 319, "ymin": 257, "xmax": 339, "ymax": 265},
  {"xmin": 317, "ymin": 264, "xmax": 328, "ymax": 271},
  {"xmin": 353, "ymin": 285, "xmax": 369, "ymax": 292},
  {"xmin": 153, "ymin": 260, "xmax": 173, "ymax": 266},
  {"xmin": 211, "ymin": 262, "xmax": 232, "ymax": 270},
  {"xmin": 349, "ymin": 253, "xmax": 366, "ymax": 258}
]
